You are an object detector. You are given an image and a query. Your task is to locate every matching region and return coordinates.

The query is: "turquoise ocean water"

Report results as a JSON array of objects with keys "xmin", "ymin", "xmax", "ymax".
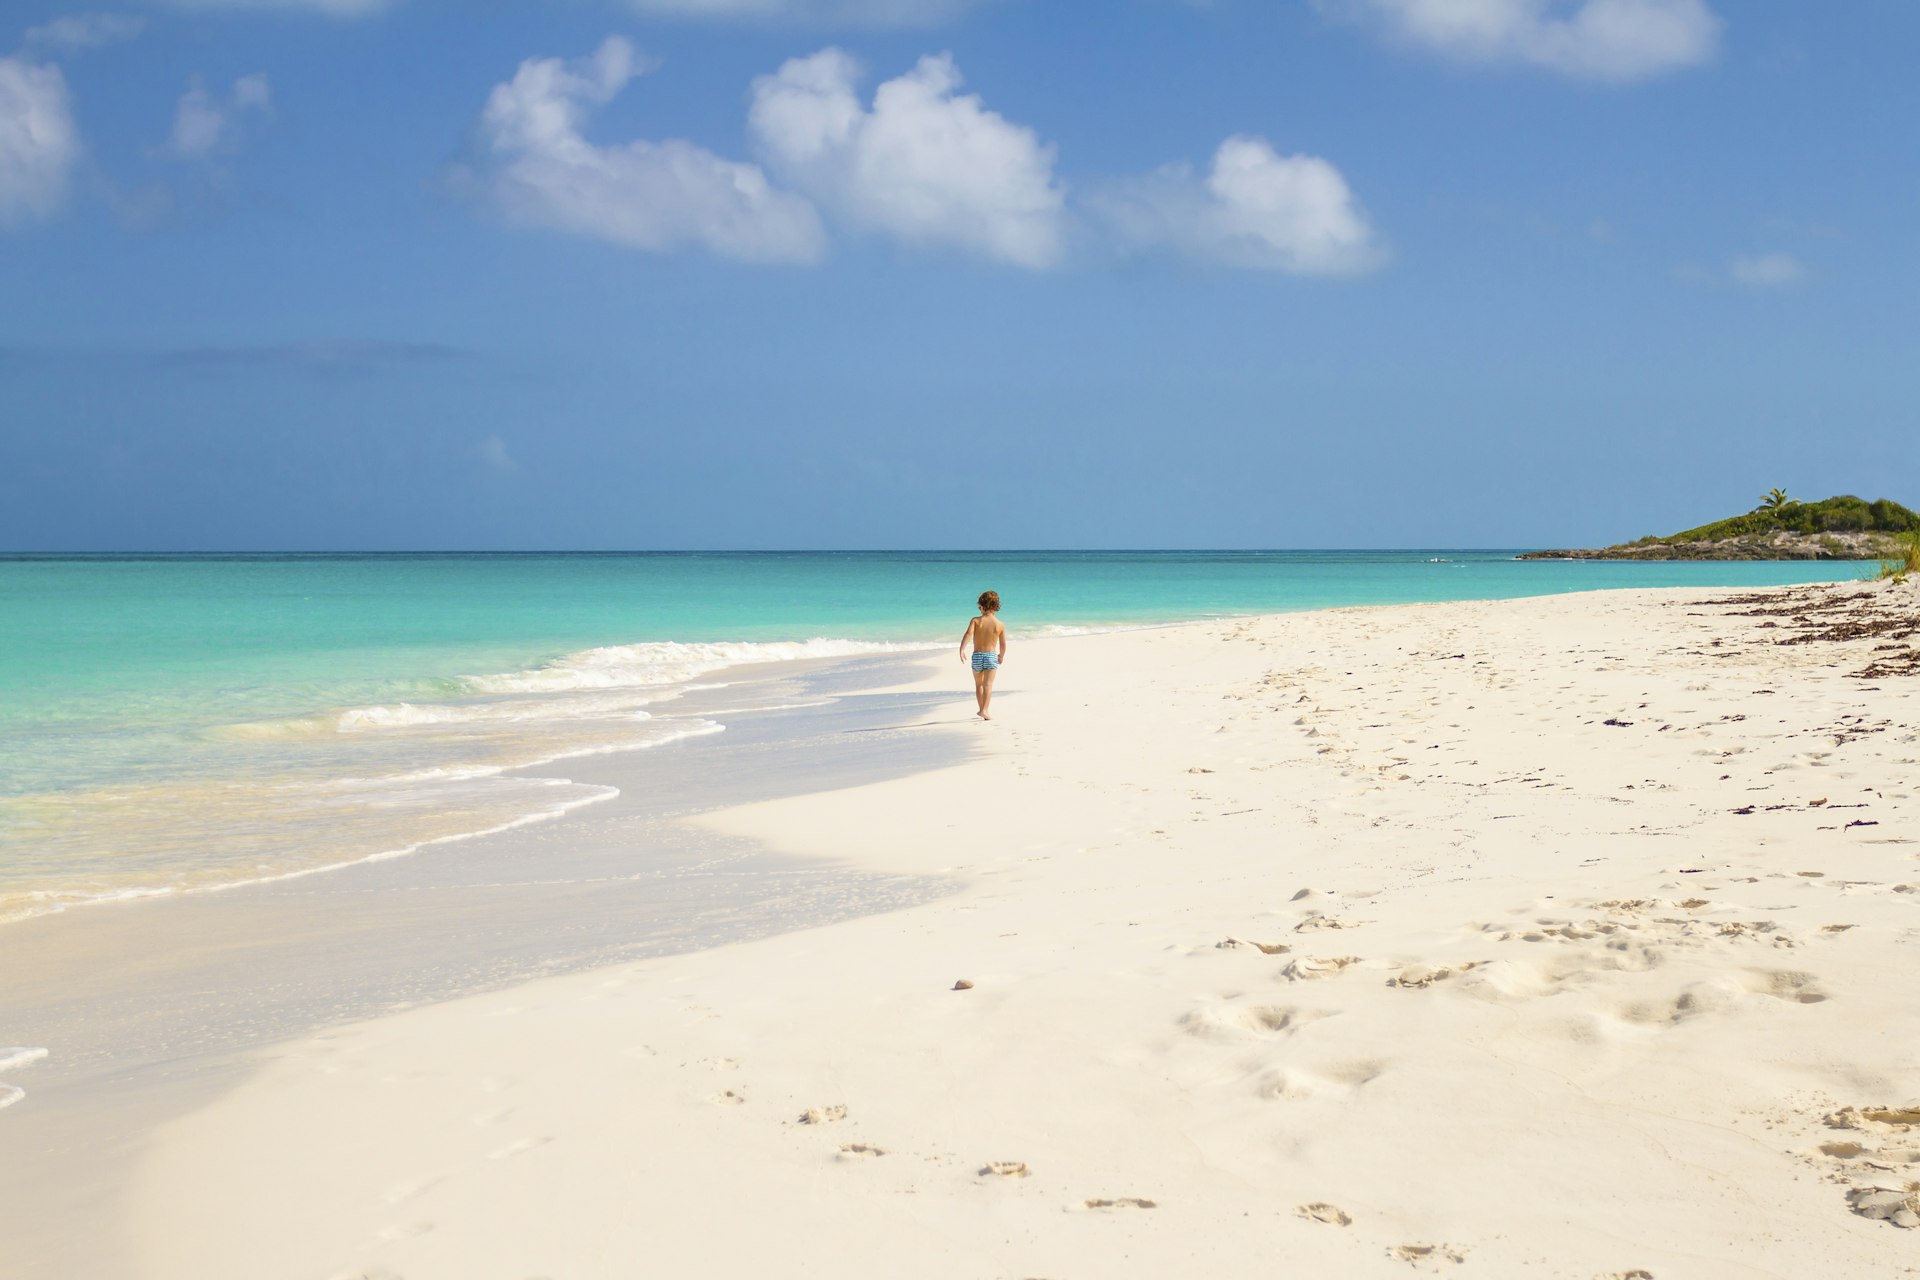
[{"xmin": 0, "ymin": 551, "xmax": 1865, "ymax": 921}]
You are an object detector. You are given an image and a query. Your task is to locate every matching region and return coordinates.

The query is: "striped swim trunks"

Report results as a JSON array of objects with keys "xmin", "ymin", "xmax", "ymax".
[{"xmin": 971, "ymin": 651, "xmax": 1000, "ymax": 672}]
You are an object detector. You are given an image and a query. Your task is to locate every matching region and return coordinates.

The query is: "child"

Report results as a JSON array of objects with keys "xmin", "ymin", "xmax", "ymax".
[{"xmin": 960, "ymin": 590, "xmax": 1007, "ymax": 720}]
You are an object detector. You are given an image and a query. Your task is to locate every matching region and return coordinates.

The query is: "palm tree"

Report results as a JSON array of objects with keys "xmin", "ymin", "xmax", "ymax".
[{"xmin": 1758, "ymin": 487, "xmax": 1792, "ymax": 512}]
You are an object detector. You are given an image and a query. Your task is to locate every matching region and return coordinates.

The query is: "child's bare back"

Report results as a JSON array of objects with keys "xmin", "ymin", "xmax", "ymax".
[{"xmin": 967, "ymin": 613, "xmax": 1004, "ymax": 651}]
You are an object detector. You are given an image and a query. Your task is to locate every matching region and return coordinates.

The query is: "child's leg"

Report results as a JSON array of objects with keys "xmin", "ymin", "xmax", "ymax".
[
  {"xmin": 972, "ymin": 668, "xmax": 987, "ymax": 715},
  {"xmin": 980, "ymin": 668, "xmax": 997, "ymax": 718}
]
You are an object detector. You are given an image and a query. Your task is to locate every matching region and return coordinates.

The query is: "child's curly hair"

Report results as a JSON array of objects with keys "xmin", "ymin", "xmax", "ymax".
[{"xmin": 978, "ymin": 590, "xmax": 1001, "ymax": 613}]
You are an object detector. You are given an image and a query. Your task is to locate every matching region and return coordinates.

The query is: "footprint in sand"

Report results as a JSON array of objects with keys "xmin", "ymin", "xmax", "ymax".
[
  {"xmin": 1714, "ymin": 921, "xmax": 1796, "ymax": 947},
  {"xmin": 1217, "ymin": 937, "xmax": 1291, "ymax": 955},
  {"xmin": 1296, "ymin": 1202, "xmax": 1351, "ymax": 1226},
  {"xmin": 1846, "ymin": 1184, "xmax": 1920, "ymax": 1229},
  {"xmin": 980, "ymin": 1161, "xmax": 1030, "ymax": 1178},
  {"xmin": 837, "ymin": 1143, "xmax": 886, "ymax": 1160},
  {"xmin": 1390, "ymin": 1242, "xmax": 1466, "ymax": 1266},
  {"xmin": 1741, "ymin": 968, "xmax": 1829, "ymax": 1003},
  {"xmin": 383, "ymin": 1176, "xmax": 443, "ymax": 1206},
  {"xmin": 1280, "ymin": 955, "xmax": 1360, "ymax": 982},
  {"xmin": 798, "ymin": 1105, "xmax": 848, "ymax": 1125},
  {"xmin": 1081, "ymin": 1197, "xmax": 1156, "ymax": 1210},
  {"xmin": 1181, "ymin": 1003, "xmax": 1334, "ymax": 1041},
  {"xmin": 1612, "ymin": 969, "xmax": 1827, "ymax": 1025},
  {"xmin": 709, "ymin": 1089, "xmax": 747, "ymax": 1106},
  {"xmin": 1387, "ymin": 962, "xmax": 1480, "ymax": 989},
  {"xmin": 1600, "ymin": 1272, "xmax": 1655, "ymax": 1279},
  {"xmin": 1825, "ymin": 1105, "xmax": 1920, "ymax": 1131},
  {"xmin": 1254, "ymin": 1060, "xmax": 1385, "ymax": 1101}
]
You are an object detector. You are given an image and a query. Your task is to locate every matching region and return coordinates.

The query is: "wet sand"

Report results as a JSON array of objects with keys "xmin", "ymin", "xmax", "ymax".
[{"xmin": 0, "ymin": 653, "xmax": 967, "ymax": 1278}]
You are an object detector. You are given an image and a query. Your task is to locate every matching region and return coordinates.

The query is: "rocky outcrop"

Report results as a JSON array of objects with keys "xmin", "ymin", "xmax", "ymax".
[{"xmin": 1520, "ymin": 530, "xmax": 1897, "ymax": 562}]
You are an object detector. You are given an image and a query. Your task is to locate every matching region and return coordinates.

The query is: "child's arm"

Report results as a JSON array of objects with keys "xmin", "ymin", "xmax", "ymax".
[
  {"xmin": 959, "ymin": 619, "xmax": 974, "ymax": 662},
  {"xmin": 997, "ymin": 618, "xmax": 1008, "ymax": 662}
]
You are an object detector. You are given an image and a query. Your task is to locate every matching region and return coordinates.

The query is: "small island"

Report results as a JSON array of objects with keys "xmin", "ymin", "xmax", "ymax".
[{"xmin": 1521, "ymin": 491, "xmax": 1920, "ymax": 561}]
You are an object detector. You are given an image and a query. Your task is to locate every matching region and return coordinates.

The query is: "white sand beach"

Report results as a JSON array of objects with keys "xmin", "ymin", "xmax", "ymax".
[{"xmin": 107, "ymin": 583, "xmax": 1920, "ymax": 1278}]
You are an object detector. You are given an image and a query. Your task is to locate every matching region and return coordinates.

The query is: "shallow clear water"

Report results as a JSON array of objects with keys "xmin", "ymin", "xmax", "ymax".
[{"xmin": 0, "ymin": 550, "xmax": 1865, "ymax": 918}]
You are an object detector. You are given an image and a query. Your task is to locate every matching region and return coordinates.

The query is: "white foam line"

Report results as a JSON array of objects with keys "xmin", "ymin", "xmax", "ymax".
[
  {"xmin": 691, "ymin": 699, "xmax": 835, "ymax": 716},
  {"xmin": 525, "ymin": 722, "xmax": 726, "ymax": 768},
  {"xmin": 0, "ymin": 1047, "xmax": 48, "ymax": 1073},
  {"xmin": 457, "ymin": 637, "xmax": 945, "ymax": 697},
  {"xmin": 2, "ymin": 885, "xmax": 177, "ymax": 926},
  {"xmin": 198, "ymin": 783, "xmax": 624, "ymax": 895},
  {"xmin": 0, "ymin": 1047, "xmax": 47, "ymax": 1113}
]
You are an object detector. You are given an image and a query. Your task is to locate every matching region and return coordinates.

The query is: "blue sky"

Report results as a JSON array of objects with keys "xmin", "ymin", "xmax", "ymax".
[{"xmin": 1, "ymin": 0, "xmax": 1914, "ymax": 550}]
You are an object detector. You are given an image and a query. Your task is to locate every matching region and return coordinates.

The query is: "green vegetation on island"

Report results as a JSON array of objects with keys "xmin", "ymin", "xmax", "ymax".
[
  {"xmin": 1663, "ymin": 493, "xmax": 1920, "ymax": 543},
  {"xmin": 1522, "ymin": 492, "xmax": 1920, "ymax": 562},
  {"xmin": 1879, "ymin": 529, "xmax": 1920, "ymax": 583}
]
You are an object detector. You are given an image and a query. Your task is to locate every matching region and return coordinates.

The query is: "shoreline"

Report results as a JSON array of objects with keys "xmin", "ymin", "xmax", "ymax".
[
  {"xmin": 1, "ymin": 561, "xmax": 1874, "ymax": 925},
  {"xmin": 0, "ymin": 650, "xmax": 981, "ymax": 1278},
  {"xmin": 0, "ymin": 639, "xmax": 944, "ymax": 929},
  {"xmin": 48, "ymin": 580, "xmax": 1917, "ymax": 1278}
]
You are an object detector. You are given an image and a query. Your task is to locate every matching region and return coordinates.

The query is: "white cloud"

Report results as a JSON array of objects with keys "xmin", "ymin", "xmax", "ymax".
[
  {"xmin": 1673, "ymin": 253, "xmax": 1812, "ymax": 290},
  {"xmin": 233, "ymin": 73, "xmax": 273, "ymax": 110},
  {"xmin": 23, "ymin": 13, "xmax": 147, "ymax": 51},
  {"xmin": 156, "ymin": 0, "xmax": 389, "ymax": 14},
  {"xmin": 0, "ymin": 57, "xmax": 80, "ymax": 226},
  {"xmin": 156, "ymin": 0, "xmax": 967, "ymax": 21},
  {"xmin": 478, "ymin": 435, "xmax": 517, "ymax": 472},
  {"xmin": 168, "ymin": 73, "xmax": 273, "ymax": 159},
  {"xmin": 1092, "ymin": 135, "xmax": 1384, "ymax": 275},
  {"xmin": 462, "ymin": 40, "xmax": 1379, "ymax": 278},
  {"xmin": 619, "ymin": 0, "xmax": 973, "ymax": 23},
  {"xmin": 747, "ymin": 48, "xmax": 1065, "ymax": 268},
  {"xmin": 462, "ymin": 36, "xmax": 825, "ymax": 264},
  {"xmin": 1729, "ymin": 252, "xmax": 1808, "ymax": 288},
  {"xmin": 1318, "ymin": 0, "xmax": 1721, "ymax": 81}
]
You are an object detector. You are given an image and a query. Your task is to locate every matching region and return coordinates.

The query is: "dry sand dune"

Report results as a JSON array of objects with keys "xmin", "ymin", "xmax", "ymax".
[{"xmin": 128, "ymin": 583, "xmax": 1920, "ymax": 1279}]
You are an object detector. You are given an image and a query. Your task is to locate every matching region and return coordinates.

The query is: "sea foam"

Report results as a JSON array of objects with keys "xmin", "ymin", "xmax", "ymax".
[
  {"xmin": 458, "ymin": 637, "xmax": 938, "ymax": 696},
  {"xmin": 0, "ymin": 1046, "xmax": 48, "ymax": 1112},
  {"xmin": 0, "ymin": 1047, "xmax": 49, "ymax": 1073}
]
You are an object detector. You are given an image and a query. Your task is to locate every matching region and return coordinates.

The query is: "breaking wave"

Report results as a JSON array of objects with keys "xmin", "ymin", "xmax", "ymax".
[{"xmin": 456, "ymin": 637, "xmax": 941, "ymax": 696}]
